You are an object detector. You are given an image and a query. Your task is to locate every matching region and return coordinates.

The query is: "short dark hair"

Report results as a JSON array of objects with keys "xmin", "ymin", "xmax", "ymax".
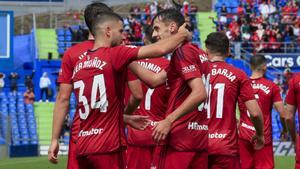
[
  {"xmin": 84, "ymin": 2, "xmax": 113, "ymax": 32},
  {"xmin": 144, "ymin": 25, "xmax": 156, "ymax": 43},
  {"xmin": 205, "ymin": 32, "xmax": 229, "ymax": 57},
  {"xmin": 91, "ymin": 11, "xmax": 123, "ymax": 36},
  {"xmin": 152, "ymin": 8, "xmax": 185, "ymax": 27},
  {"xmin": 250, "ymin": 54, "xmax": 267, "ymax": 70}
]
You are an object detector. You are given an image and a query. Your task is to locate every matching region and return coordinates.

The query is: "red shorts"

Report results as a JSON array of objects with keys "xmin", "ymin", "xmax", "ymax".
[
  {"xmin": 77, "ymin": 151, "xmax": 126, "ymax": 169},
  {"xmin": 239, "ymin": 139, "xmax": 274, "ymax": 169},
  {"xmin": 67, "ymin": 139, "xmax": 79, "ymax": 169},
  {"xmin": 208, "ymin": 154, "xmax": 240, "ymax": 169},
  {"xmin": 127, "ymin": 145, "xmax": 164, "ymax": 169},
  {"xmin": 158, "ymin": 147, "xmax": 208, "ymax": 169}
]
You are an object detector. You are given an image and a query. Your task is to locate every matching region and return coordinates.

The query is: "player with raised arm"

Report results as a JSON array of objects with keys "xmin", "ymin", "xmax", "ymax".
[
  {"xmin": 204, "ymin": 32, "xmax": 264, "ymax": 169},
  {"xmin": 71, "ymin": 10, "xmax": 190, "ymax": 169},
  {"xmin": 130, "ymin": 9, "xmax": 210, "ymax": 169},
  {"xmin": 48, "ymin": 2, "xmax": 148, "ymax": 168},
  {"xmin": 238, "ymin": 54, "xmax": 286, "ymax": 169},
  {"xmin": 285, "ymin": 74, "xmax": 300, "ymax": 169},
  {"xmin": 126, "ymin": 26, "xmax": 170, "ymax": 169}
]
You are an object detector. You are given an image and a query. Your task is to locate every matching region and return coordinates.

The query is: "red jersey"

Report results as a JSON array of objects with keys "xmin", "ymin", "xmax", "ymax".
[
  {"xmin": 166, "ymin": 42, "xmax": 209, "ymax": 151},
  {"xmin": 238, "ymin": 77, "xmax": 282, "ymax": 145},
  {"xmin": 57, "ymin": 40, "xmax": 94, "ymax": 143},
  {"xmin": 72, "ymin": 45, "xmax": 139, "ymax": 156},
  {"xmin": 127, "ymin": 58, "xmax": 170, "ymax": 146},
  {"xmin": 285, "ymin": 74, "xmax": 300, "ymax": 132},
  {"xmin": 207, "ymin": 61, "xmax": 255, "ymax": 156}
]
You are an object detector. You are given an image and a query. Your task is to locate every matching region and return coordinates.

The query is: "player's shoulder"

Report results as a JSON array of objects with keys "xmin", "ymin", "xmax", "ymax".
[
  {"xmin": 291, "ymin": 73, "xmax": 300, "ymax": 82},
  {"xmin": 66, "ymin": 40, "xmax": 94, "ymax": 53}
]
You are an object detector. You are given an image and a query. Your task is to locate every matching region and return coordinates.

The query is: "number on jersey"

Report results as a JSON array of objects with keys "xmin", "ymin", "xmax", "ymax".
[{"xmin": 74, "ymin": 74, "xmax": 108, "ymax": 120}]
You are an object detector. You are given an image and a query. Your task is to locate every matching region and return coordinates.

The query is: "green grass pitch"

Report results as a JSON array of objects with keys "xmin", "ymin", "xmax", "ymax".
[{"xmin": 0, "ymin": 156, "xmax": 295, "ymax": 169}]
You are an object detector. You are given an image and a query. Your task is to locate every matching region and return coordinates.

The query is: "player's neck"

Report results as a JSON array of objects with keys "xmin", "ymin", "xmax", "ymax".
[
  {"xmin": 209, "ymin": 55, "xmax": 225, "ymax": 62},
  {"xmin": 92, "ymin": 39, "xmax": 111, "ymax": 50},
  {"xmin": 251, "ymin": 71, "xmax": 264, "ymax": 79}
]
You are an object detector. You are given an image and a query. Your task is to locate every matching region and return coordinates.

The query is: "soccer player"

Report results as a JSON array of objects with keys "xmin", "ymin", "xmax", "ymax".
[
  {"xmin": 238, "ymin": 54, "xmax": 286, "ymax": 169},
  {"xmin": 204, "ymin": 32, "xmax": 264, "ymax": 169},
  {"xmin": 126, "ymin": 26, "xmax": 170, "ymax": 169},
  {"xmin": 72, "ymin": 11, "xmax": 190, "ymax": 169},
  {"xmin": 48, "ymin": 2, "xmax": 145, "ymax": 168},
  {"xmin": 130, "ymin": 9, "xmax": 209, "ymax": 169},
  {"xmin": 285, "ymin": 74, "xmax": 299, "ymax": 168}
]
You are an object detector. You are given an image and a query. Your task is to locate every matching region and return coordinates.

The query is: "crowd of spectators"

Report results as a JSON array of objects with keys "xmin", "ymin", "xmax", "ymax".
[
  {"xmin": 212, "ymin": 0, "xmax": 300, "ymax": 53},
  {"xmin": 60, "ymin": 0, "xmax": 198, "ymax": 46}
]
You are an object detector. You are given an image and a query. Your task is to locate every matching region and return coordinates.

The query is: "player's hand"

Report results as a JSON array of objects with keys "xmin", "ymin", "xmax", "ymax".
[
  {"xmin": 152, "ymin": 118, "xmax": 172, "ymax": 143},
  {"xmin": 125, "ymin": 115, "xmax": 150, "ymax": 130},
  {"xmin": 48, "ymin": 140, "xmax": 59, "ymax": 164},
  {"xmin": 252, "ymin": 134, "xmax": 265, "ymax": 150},
  {"xmin": 178, "ymin": 23, "xmax": 192, "ymax": 40}
]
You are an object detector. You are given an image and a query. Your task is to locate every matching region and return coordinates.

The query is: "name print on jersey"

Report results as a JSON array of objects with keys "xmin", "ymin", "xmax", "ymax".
[
  {"xmin": 211, "ymin": 67, "xmax": 236, "ymax": 82},
  {"xmin": 72, "ymin": 56, "xmax": 107, "ymax": 78},
  {"xmin": 251, "ymin": 83, "xmax": 271, "ymax": 94}
]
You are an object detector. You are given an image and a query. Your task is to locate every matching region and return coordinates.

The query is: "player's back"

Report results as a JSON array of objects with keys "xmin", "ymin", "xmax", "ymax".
[
  {"xmin": 57, "ymin": 40, "xmax": 94, "ymax": 143},
  {"xmin": 238, "ymin": 77, "xmax": 282, "ymax": 145},
  {"xmin": 72, "ymin": 45, "xmax": 139, "ymax": 156},
  {"xmin": 166, "ymin": 42, "xmax": 210, "ymax": 151},
  {"xmin": 208, "ymin": 61, "xmax": 254, "ymax": 155},
  {"xmin": 127, "ymin": 57, "xmax": 169, "ymax": 146},
  {"xmin": 286, "ymin": 74, "xmax": 300, "ymax": 127}
]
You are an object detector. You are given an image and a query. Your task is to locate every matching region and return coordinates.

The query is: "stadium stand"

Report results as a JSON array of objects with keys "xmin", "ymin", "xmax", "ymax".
[
  {"xmin": 0, "ymin": 91, "xmax": 38, "ymax": 145},
  {"xmin": 36, "ymin": 29, "xmax": 59, "ymax": 59},
  {"xmin": 34, "ymin": 102, "xmax": 54, "ymax": 145}
]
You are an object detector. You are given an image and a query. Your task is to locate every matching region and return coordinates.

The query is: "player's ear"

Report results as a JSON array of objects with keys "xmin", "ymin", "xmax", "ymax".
[
  {"xmin": 169, "ymin": 22, "xmax": 177, "ymax": 34},
  {"xmin": 105, "ymin": 26, "xmax": 111, "ymax": 37}
]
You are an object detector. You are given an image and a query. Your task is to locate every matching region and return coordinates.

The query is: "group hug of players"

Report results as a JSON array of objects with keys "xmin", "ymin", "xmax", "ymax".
[{"xmin": 47, "ymin": 2, "xmax": 299, "ymax": 169}]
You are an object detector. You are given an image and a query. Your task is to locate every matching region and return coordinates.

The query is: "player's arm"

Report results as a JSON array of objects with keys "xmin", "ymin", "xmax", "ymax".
[
  {"xmin": 245, "ymin": 99, "xmax": 265, "ymax": 150},
  {"xmin": 152, "ymin": 77, "xmax": 207, "ymax": 143},
  {"xmin": 273, "ymin": 101, "xmax": 288, "ymax": 139},
  {"xmin": 286, "ymin": 104, "xmax": 297, "ymax": 145},
  {"xmin": 124, "ymin": 79, "xmax": 143, "ymax": 115},
  {"xmin": 129, "ymin": 62, "xmax": 166, "ymax": 88},
  {"xmin": 48, "ymin": 84, "xmax": 72, "ymax": 164},
  {"xmin": 136, "ymin": 23, "xmax": 191, "ymax": 59}
]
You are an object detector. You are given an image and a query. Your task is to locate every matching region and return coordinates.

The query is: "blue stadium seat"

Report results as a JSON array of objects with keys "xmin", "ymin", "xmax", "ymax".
[
  {"xmin": 65, "ymin": 36, "xmax": 72, "ymax": 42},
  {"xmin": 65, "ymin": 29, "xmax": 72, "ymax": 36},
  {"xmin": 58, "ymin": 36, "xmax": 65, "ymax": 42},
  {"xmin": 58, "ymin": 47, "xmax": 65, "ymax": 54},
  {"xmin": 56, "ymin": 28, "xmax": 65, "ymax": 36}
]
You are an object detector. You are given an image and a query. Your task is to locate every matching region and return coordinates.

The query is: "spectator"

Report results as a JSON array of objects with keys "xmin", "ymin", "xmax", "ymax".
[
  {"xmin": 25, "ymin": 70, "xmax": 35, "ymax": 90},
  {"xmin": 9, "ymin": 72, "xmax": 19, "ymax": 93},
  {"xmin": 39, "ymin": 72, "xmax": 51, "ymax": 102},
  {"xmin": 0, "ymin": 73, "xmax": 5, "ymax": 92},
  {"xmin": 182, "ymin": 0, "xmax": 190, "ymax": 16},
  {"xmin": 24, "ymin": 88, "xmax": 35, "ymax": 104},
  {"xmin": 259, "ymin": 1, "xmax": 270, "ymax": 18},
  {"xmin": 273, "ymin": 74, "xmax": 282, "ymax": 86}
]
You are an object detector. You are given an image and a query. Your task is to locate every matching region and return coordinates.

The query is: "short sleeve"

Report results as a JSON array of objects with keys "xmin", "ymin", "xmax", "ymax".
[
  {"xmin": 272, "ymin": 84, "xmax": 282, "ymax": 103},
  {"xmin": 173, "ymin": 46, "xmax": 201, "ymax": 81},
  {"xmin": 111, "ymin": 45, "xmax": 140, "ymax": 71},
  {"xmin": 285, "ymin": 78, "xmax": 295, "ymax": 105},
  {"xmin": 57, "ymin": 51, "xmax": 73, "ymax": 84},
  {"xmin": 239, "ymin": 72, "xmax": 255, "ymax": 102}
]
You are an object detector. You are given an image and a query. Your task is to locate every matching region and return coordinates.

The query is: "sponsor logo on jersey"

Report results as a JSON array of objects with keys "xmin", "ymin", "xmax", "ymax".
[
  {"xmin": 187, "ymin": 122, "xmax": 208, "ymax": 131},
  {"xmin": 211, "ymin": 68, "xmax": 236, "ymax": 82},
  {"xmin": 78, "ymin": 128, "xmax": 104, "ymax": 137},
  {"xmin": 182, "ymin": 65, "xmax": 197, "ymax": 74},
  {"xmin": 208, "ymin": 132, "xmax": 227, "ymax": 139},
  {"xmin": 241, "ymin": 122, "xmax": 256, "ymax": 131}
]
